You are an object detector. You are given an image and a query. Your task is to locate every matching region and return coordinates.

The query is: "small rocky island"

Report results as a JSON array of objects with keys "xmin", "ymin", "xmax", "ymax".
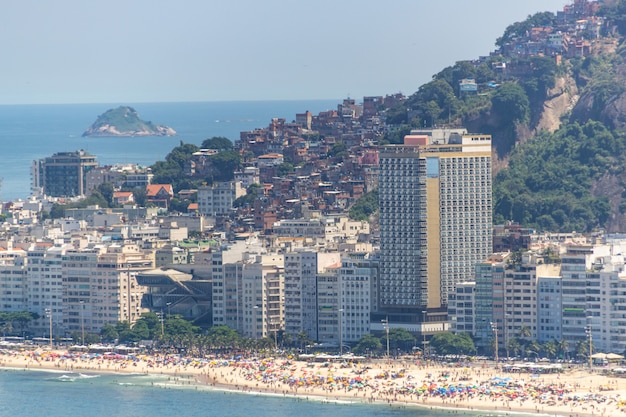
[{"xmin": 82, "ymin": 106, "xmax": 176, "ymax": 137}]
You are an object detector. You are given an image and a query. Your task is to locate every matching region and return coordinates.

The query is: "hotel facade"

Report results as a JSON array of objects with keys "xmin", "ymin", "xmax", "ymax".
[{"xmin": 376, "ymin": 129, "xmax": 492, "ymax": 329}]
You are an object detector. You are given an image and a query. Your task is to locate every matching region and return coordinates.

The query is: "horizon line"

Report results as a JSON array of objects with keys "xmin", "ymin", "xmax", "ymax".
[{"xmin": 0, "ymin": 97, "xmax": 352, "ymax": 107}]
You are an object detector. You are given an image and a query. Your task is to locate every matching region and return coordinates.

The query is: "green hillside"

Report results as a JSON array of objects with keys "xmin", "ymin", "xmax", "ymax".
[{"xmin": 383, "ymin": 1, "xmax": 626, "ymax": 233}]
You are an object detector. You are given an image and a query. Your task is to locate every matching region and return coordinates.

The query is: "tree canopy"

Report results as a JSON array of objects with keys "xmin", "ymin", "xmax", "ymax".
[
  {"xmin": 429, "ymin": 332, "xmax": 476, "ymax": 355},
  {"xmin": 349, "ymin": 190, "xmax": 379, "ymax": 221},
  {"xmin": 493, "ymin": 120, "xmax": 619, "ymax": 232},
  {"xmin": 201, "ymin": 136, "xmax": 233, "ymax": 150}
]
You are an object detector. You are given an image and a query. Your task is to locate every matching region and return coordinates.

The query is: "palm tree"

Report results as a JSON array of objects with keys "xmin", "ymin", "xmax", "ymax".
[
  {"xmin": 525, "ymin": 339, "xmax": 541, "ymax": 361},
  {"xmin": 1, "ymin": 322, "xmax": 13, "ymax": 337},
  {"xmin": 557, "ymin": 339, "xmax": 569, "ymax": 360},
  {"xmin": 542, "ymin": 340, "xmax": 557, "ymax": 359},
  {"xmin": 297, "ymin": 331, "xmax": 311, "ymax": 352},
  {"xmin": 281, "ymin": 331, "xmax": 292, "ymax": 349},
  {"xmin": 507, "ymin": 338, "xmax": 521, "ymax": 358},
  {"xmin": 518, "ymin": 325, "xmax": 531, "ymax": 338},
  {"xmin": 575, "ymin": 339, "xmax": 594, "ymax": 362}
]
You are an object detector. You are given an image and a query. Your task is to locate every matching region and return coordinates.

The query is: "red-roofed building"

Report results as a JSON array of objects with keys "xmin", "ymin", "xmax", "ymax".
[
  {"xmin": 112, "ymin": 191, "xmax": 135, "ymax": 205},
  {"xmin": 146, "ymin": 184, "xmax": 174, "ymax": 208},
  {"xmin": 187, "ymin": 203, "xmax": 198, "ymax": 213}
]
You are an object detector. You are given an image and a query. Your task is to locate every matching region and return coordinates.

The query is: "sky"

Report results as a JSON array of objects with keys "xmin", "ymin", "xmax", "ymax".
[{"xmin": 1, "ymin": 0, "xmax": 569, "ymax": 105}]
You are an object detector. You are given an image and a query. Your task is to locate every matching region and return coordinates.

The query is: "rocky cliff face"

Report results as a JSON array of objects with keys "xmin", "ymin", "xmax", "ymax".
[
  {"xmin": 84, "ymin": 123, "xmax": 176, "ymax": 137},
  {"xmin": 535, "ymin": 74, "xmax": 580, "ymax": 134}
]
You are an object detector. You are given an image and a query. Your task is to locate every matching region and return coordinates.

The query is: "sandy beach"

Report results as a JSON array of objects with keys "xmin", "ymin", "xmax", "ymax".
[{"xmin": 1, "ymin": 348, "xmax": 625, "ymax": 417}]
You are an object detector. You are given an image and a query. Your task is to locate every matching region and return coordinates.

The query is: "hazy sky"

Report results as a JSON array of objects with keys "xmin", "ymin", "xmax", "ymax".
[{"xmin": 1, "ymin": 0, "xmax": 569, "ymax": 105}]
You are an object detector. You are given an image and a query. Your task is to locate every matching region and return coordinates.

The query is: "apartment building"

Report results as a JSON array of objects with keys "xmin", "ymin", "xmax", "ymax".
[
  {"xmin": 27, "ymin": 243, "xmax": 67, "ymax": 336},
  {"xmin": 240, "ymin": 254, "xmax": 284, "ymax": 340},
  {"xmin": 339, "ymin": 252, "xmax": 378, "ymax": 344},
  {"xmin": 0, "ymin": 248, "xmax": 28, "ymax": 312},
  {"xmin": 448, "ymin": 282, "xmax": 475, "ymax": 335},
  {"xmin": 283, "ymin": 250, "xmax": 341, "ymax": 342},
  {"xmin": 378, "ymin": 129, "xmax": 492, "ymax": 327},
  {"xmin": 32, "ymin": 150, "xmax": 98, "ymax": 197},
  {"xmin": 62, "ymin": 244, "xmax": 153, "ymax": 334},
  {"xmin": 316, "ymin": 266, "xmax": 341, "ymax": 345},
  {"xmin": 537, "ymin": 276, "xmax": 562, "ymax": 343},
  {"xmin": 197, "ymin": 181, "xmax": 245, "ymax": 217}
]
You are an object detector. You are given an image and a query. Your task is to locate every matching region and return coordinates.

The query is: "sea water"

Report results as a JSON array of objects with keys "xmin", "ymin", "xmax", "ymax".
[
  {"xmin": 0, "ymin": 368, "xmax": 512, "ymax": 417},
  {"xmin": 0, "ymin": 100, "xmax": 339, "ymax": 201}
]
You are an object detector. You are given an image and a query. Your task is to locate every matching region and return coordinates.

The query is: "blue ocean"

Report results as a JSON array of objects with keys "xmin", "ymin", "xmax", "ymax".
[
  {"xmin": 0, "ymin": 100, "xmax": 339, "ymax": 201},
  {"xmin": 0, "ymin": 369, "xmax": 473, "ymax": 417}
]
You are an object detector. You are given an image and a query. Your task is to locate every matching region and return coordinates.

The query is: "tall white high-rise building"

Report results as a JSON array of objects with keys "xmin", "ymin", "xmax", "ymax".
[
  {"xmin": 284, "ymin": 250, "xmax": 340, "ymax": 341},
  {"xmin": 378, "ymin": 129, "xmax": 492, "ymax": 325},
  {"xmin": 27, "ymin": 242, "xmax": 68, "ymax": 336}
]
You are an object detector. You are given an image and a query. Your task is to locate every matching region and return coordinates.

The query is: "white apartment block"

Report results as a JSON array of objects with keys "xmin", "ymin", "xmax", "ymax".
[
  {"xmin": 284, "ymin": 250, "xmax": 341, "ymax": 341},
  {"xmin": 316, "ymin": 267, "xmax": 341, "ymax": 345},
  {"xmin": 561, "ymin": 245, "xmax": 601, "ymax": 350},
  {"xmin": 27, "ymin": 243, "xmax": 67, "ymax": 336},
  {"xmin": 197, "ymin": 181, "xmax": 245, "ymax": 217},
  {"xmin": 273, "ymin": 219, "xmax": 325, "ymax": 240},
  {"xmin": 235, "ymin": 166, "xmax": 260, "ymax": 188},
  {"xmin": 0, "ymin": 248, "xmax": 28, "ymax": 312},
  {"xmin": 62, "ymin": 244, "xmax": 153, "ymax": 335},
  {"xmin": 339, "ymin": 253, "xmax": 378, "ymax": 344},
  {"xmin": 503, "ymin": 256, "xmax": 540, "ymax": 344},
  {"xmin": 209, "ymin": 251, "xmax": 226, "ymax": 327},
  {"xmin": 273, "ymin": 216, "xmax": 369, "ymax": 248},
  {"xmin": 240, "ymin": 254, "xmax": 284, "ymax": 340},
  {"xmin": 537, "ymin": 276, "xmax": 562, "ymax": 343}
]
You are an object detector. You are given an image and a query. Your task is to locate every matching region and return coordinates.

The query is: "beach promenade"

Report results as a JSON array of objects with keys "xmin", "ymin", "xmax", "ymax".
[{"xmin": 1, "ymin": 348, "xmax": 624, "ymax": 417}]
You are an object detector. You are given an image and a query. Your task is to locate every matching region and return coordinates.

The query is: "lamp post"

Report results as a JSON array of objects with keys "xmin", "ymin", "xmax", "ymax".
[
  {"xmin": 505, "ymin": 313, "xmax": 510, "ymax": 361},
  {"xmin": 586, "ymin": 320, "xmax": 593, "ymax": 372},
  {"xmin": 253, "ymin": 305, "xmax": 260, "ymax": 341},
  {"xmin": 159, "ymin": 310, "xmax": 165, "ymax": 338},
  {"xmin": 45, "ymin": 308, "xmax": 52, "ymax": 350},
  {"xmin": 490, "ymin": 321, "xmax": 498, "ymax": 368},
  {"xmin": 338, "ymin": 308, "xmax": 344, "ymax": 356},
  {"xmin": 128, "ymin": 267, "xmax": 132, "ymax": 322},
  {"xmin": 422, "ymin": 310, "xmax": 427, "ymax": 359},
  {"xmin": 79, "ymin": 300, "xmax": 85, "ymax": 345},
  {"xmin": 272, "ymin": 320, "xmax": 277, "ymax": 351},
  {"xmin": 381, "ymin": 316, "xmax": 390, "ymax": 363},
  {"xmin": 166, "ymin": 302, "xmax": 172, "ymax": 318},
  {"xmin": 269, "ymin": 298, "xmax": 277, "ymax": 351}
]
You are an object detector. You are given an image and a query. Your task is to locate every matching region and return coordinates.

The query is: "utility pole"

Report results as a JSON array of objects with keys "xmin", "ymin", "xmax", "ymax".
[
  {"xmin": 45, "ymin": 308, "xmax": 52, "ymax": 350},
  {"xmin": 422, "ymin": 310, "xmax": 428, "ymax": 359},
  {"xmin": 80, "ymin": 300, "xmax": 85, "ymax": 345},
  {"xmin": 382, "ymin": 316, "xmax": 390, "ymax": 363},
  {"xmin": 586, "ymin": 321, "xmax": 593, "ymax": 372},
  {"xmin": 338, "ymin": 308, "xmax": 344, "ymax": 356},
  {"xmin": 490, "ymin": 321, "xmax": 498, "ymax": 368},
  {"xmin": 160, "ymin": 310, "xmax": 164, "ymax": 338}
]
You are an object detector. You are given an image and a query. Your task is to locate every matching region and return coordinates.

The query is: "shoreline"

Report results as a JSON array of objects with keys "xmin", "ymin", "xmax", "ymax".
[{"xmin": 1, "ymin": 350, "xmax": 624, "ymax": 417}]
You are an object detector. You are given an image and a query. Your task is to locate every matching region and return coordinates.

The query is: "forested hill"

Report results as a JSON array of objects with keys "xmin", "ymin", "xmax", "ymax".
[{"xmin": 384, "ymin": 1, "xmax": 626, "ymax": 233}]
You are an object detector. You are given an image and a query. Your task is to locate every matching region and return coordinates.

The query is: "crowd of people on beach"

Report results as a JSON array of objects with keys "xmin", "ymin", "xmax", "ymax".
[
  {"xmin": 200, "ymin": 357, "xmax": 625, "ymax": 415},
  {"xmin": 2, "ymin": 346, "xmax": 626, "ymax": 416}
]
